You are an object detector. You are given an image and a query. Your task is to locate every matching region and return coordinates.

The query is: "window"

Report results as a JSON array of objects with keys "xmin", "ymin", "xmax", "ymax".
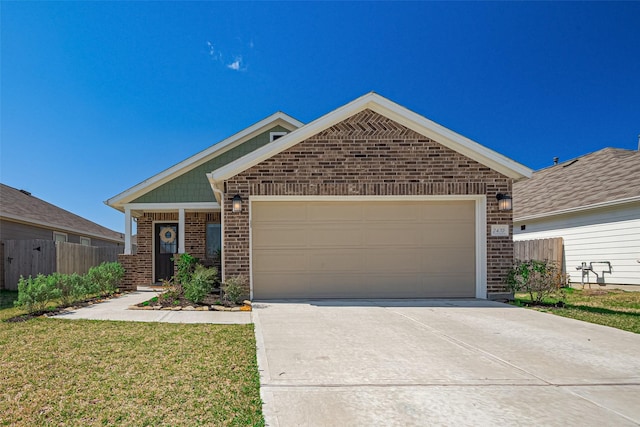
[
  {"xmin": 80, "ymin": 237, "xmax": 91, "ymax": 246},
  {"xmin": 270, "ymin": 131, "xmax": 287, "ymax": 142},
  {"xmin": 206, "ymin": 223, "xmax": 221, "ymax": 258},
  {"xmin": 158, "ymin": 225, "xmax": 178, "ymax": 254},
  {"xmin": 53, "ymin": 232, "xmax": 67, "ymax": 243}
]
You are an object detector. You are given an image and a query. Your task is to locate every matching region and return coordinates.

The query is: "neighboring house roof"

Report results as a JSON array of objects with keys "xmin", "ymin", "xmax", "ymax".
[
  {"xmin": 0, "ymin": 183, "xmax": 124, "ymax": 243},
  {"xmin": 513, "ymin": 148, "xmax": 640, "ymax": 220},
  {"xmin": 209, "ymin": 92, "xmax": 533, "ymax": 184},
  {"xmin": 106, "ymin": 112, "xmax": 303, "ymax": 210}
]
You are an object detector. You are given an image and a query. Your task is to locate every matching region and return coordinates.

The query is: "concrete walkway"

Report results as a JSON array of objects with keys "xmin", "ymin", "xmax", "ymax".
[
  {"xmin": 54, "ymin": 287, "xmax": 251, "ymax": 324},
  {"xmin": 252, "ymin": 299, "xmax": 640, "ymax": 427}
]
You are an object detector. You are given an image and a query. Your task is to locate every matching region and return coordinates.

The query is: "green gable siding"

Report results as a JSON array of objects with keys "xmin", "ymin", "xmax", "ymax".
[{"xmin": 133, "ymin": 125, "xmax": 290, "ymax": 203}]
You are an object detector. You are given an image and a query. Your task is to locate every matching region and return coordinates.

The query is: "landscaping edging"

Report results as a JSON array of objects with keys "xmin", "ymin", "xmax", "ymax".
[{"xmin": 128, "ymin": 300, "xmax": 252, "ymax": 312}]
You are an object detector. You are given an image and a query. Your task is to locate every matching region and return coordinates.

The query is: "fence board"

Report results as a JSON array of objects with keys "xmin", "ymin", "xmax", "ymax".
[
  {"xmin": 514, "ymin": 237, "xmax": 564, "ymax": 273},
  {"xmin": 2, "ymin": 240, "xmax": 123, "ymax": 290},
  {"xmin": 2, "ymin": 240, "xmax": 56, "ymax": 290}
]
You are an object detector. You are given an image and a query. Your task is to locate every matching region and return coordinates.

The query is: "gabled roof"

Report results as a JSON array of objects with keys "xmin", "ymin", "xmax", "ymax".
[
  {"xmin": 209, "ymin": 92, "xmax": 532, "ymax": 184},
  {"xmin": 0, "ymin": 184, "xmax": 123, "ymax": 242},
  {"xmin": 106, "ymin": 112, "xmax": 303, "ymax": 210},
  {"xmin": 513, "ymin": 148, "xmax": 640, "ymax": 220}
]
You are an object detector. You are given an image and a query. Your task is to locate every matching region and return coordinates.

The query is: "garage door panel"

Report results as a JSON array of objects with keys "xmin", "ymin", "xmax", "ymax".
[
  {"xmin": 364, "ymin": 203, "xmax": 421, "ymax": 221},
  {"xmin": 252, "ymin": 250, "xmax": 308, "ymax": 272},
  {"xmin": 308, "ymin": 202, "xmax": 363, "ymax": 221},
  {"xmin": 306, "ymin": 226, "xmax": 364, "ymax": 247},
  {"xmin": 252, "ymin": 227, "xmax": 308, "ymax": 248},
  {"xmin": 421, "ymin": 223, "xmax": 475, "ymax": 246},
  {"xmin": 308, "ymin": 250, "xmax": 364, "ymax": 272},
  {"xmin": 252, "ymin": 202, "xmax": 309, "ymax": 222},
  {"xmin": 419, "ymin": 201, "xmax": 475, "ymax": 220},
  {"xmin": 363, "ymin": 249, "xmax": 422, "ymax": 272},
  {"xmin": 251, "ymin": 200, "xmax": 477, "ymax": 299}
]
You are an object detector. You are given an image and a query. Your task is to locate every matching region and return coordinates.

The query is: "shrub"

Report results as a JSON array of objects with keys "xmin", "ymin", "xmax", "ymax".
[
  {"xmin": 14, "ymin": 274, "xmax": 62, "ymax": 313},
  {"xmin": 173, "ymin": 253, "xmax": 199, "ymax": 286},
  {"xmin": 222, "ymin": 276, "xmax": 246, "ymax": 305},
  {"xmin": 505, "ymin": 259, "xmax": 563, "ymax": 304},
  {"xmin": 183, "ymin": 265, "xmax": 218, "ymax": 304},
  {"xmin": 87, "ymin": 262, "xmax": 124, "ymax": 296},
  {"xmin": 55, "ymin": 272, "xmax": 87, "ymax": 306}
]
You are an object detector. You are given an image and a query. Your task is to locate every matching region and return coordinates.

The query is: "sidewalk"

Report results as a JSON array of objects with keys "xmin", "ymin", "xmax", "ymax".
[{"xmin": 54, "ymin": 287, "xmax": 251, "ymax": 324}]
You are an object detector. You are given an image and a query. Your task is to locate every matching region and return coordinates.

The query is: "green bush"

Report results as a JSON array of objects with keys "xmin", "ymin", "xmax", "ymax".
[
  {"xmin": 222, "ymin": 276, "xmax": 246, "ymax": 305},
  {"xmin": 505, "ymin": 259, "xmax": 563, "ymax": 304},
  {"xmin": 54, "ymin": 272, "xmax": 87, "ymax": 306},
  {"xmin": 14, "ymin": 274, "xmax": 62, "ymax": 313},
  {"xmin": 87, "ymin": 262, "xmax": 124, "ymax": 296},
  {"xmin": 183, "ymin": 265, "xmax": 218, "ymax": 304},
  {"xmin": 173, "ymin": 253, "xmax": 199, "ymax": 286}
]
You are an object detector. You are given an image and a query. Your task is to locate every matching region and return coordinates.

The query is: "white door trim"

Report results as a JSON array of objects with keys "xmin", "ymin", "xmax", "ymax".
[{"xmin": 248, "ymin": 195, "xmax": 487, "ymax": 299}]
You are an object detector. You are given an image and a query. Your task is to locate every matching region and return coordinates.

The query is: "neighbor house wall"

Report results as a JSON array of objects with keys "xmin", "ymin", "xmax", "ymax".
[
  {"xmin": 224, "ymin": 109, "xmax": 513, "ymax": 295},
  {"xmin": 0, "ymin": 219, "xmax": 122, "ymax": 247},
  {"xmin": 514, "ymin": 202, "xmax": 640, "ymax": 286}
]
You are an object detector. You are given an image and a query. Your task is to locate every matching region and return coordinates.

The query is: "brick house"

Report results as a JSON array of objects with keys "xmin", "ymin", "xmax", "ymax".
[{"xmin": 107, "ymin": 93, "xmax": 531, "ymax": 299}]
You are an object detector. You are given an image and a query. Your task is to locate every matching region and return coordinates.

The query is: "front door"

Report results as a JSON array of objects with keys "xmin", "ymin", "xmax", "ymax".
[{"xmin": 155, "ymin": 223, "xmax": 178, "ymax": 282}]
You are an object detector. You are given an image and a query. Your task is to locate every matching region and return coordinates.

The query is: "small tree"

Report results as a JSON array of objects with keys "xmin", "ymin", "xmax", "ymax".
[{"xmin": 505, "ymin": 259, "xmax": 563, "ymax": 304}]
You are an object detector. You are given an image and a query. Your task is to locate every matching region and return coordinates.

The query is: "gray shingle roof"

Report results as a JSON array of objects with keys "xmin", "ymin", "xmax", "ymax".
[
  {"xmin": 513, "ymin": 148, "xmax": 640, "ymax": 219},
  {"xmin": 0, "ymin": 184, "xmax": 123, "ymax": 242}
]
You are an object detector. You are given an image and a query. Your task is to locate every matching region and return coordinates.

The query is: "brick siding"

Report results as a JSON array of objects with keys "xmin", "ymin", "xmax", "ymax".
[{"xmin": 224, "ymin": 109, "xmax": 513, "ymax": 295}]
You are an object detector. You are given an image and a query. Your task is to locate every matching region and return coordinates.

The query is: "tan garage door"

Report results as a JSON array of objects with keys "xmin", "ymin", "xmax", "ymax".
[{"xmin": 251, "ymin": 200, "xmax": 476, "ymax": 299}]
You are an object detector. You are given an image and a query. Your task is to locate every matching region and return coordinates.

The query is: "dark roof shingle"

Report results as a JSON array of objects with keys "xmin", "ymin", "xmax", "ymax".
[
  {"xmin": 513, "ymin": 148, "xmax": 640, "ymax": 219},
  {"xmin": 0, "ymin": 184, "xmax": 123, "ymax": 242}
]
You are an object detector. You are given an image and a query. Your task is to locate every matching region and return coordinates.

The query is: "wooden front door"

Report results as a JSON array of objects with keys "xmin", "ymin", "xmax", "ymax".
[{"xmin": 155, "ymin": 223, "xmax": 178, "ymax": 282}]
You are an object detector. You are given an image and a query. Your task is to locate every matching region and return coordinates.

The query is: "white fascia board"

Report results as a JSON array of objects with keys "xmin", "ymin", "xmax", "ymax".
[
  {"xmin": 125, "ymin": 202, "xmax": 220, "ymax": 215},
  {"xmin": 211, "ymin": 92, "xmax": 533, "ymax": 183},
  {"xmin": 0, "ymin": 213, "xmax": 124, "ymax": 243},
  {"xmin": 514, "ymin": 196, "xmax": 640, "ymax": 223},
  {"xmin": 105, "ymin": 112, "xmax": 303, "ymax": 210}
]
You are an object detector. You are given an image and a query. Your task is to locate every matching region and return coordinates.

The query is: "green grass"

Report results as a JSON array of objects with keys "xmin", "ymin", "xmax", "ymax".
[
  {"xmin": 0, "ymin": 313, "xmax": 264, "ymax": 425},
  {"xmin": 514, "ymin": 287, "xmax": 640, "ymax": 334}
]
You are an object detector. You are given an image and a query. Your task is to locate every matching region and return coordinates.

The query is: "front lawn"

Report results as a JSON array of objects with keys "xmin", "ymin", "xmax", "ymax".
[
  {"xmin": 0, "ymin": 317, "xmax": 264, "ymax": 426},
  {"xmin": 514, "ymin": 287, "xmax": 640, "ymax": 334}
]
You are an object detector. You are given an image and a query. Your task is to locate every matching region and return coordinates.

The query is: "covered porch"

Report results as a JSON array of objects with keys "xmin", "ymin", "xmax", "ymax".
[{"xmin": 119, "ymin": 202, "xmax": 221, "ymax": 290}]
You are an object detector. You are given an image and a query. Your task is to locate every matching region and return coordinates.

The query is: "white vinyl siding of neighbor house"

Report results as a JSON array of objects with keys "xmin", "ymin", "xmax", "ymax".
[{"xmin": 514, "ymin": 203, "xmax": 640, "ymax": 286}]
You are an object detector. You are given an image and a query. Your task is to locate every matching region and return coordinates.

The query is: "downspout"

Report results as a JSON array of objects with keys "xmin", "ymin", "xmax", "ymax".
[{"xmin": 207, "ymin": 173, "xmax": 225, "ymax": 281}]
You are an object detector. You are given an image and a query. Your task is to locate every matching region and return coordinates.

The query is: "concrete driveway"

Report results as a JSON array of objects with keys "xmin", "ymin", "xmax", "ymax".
[{"xmin": 252, "ymin": 299, "xmax": 640, "ymax": 426}]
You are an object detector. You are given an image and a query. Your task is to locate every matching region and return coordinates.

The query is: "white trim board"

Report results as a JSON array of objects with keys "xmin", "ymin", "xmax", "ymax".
[{"xmin": 248, "ymin": 195, "xmax": 487, "ymax": 299}]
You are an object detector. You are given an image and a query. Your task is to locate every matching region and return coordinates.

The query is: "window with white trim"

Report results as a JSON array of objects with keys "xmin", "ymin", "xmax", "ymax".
[
  {"xmin": 80, "ymin": 237, "xmax": 91, "ymax": 246},
  {"xmin": 53, "ymin": 232, "xmax": 67, "ymax": 243}
]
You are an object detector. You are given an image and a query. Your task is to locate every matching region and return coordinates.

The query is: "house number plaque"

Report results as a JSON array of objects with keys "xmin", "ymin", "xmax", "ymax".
[{"xmin": 491, "ymin": 224, "xmax": 509, "ymax": 237}]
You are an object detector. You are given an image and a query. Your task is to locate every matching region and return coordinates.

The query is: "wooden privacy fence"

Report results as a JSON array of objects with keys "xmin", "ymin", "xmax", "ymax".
[
  {"xmin": 1, "ymin": 240, "xmax": 123, "ymax": 290},
  {"xmin": 514, "ymin": 237, "xmax": 564, "ymax": 272}
]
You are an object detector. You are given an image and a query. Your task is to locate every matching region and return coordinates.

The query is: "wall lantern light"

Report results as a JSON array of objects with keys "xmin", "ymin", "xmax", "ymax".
[
  {"xmin": 496, "ymin": 193, "xmax": 512, "ymax": 211},
  {"xmin": 232, "ymin": 194, "xmax": 243, "ymax": 213}
]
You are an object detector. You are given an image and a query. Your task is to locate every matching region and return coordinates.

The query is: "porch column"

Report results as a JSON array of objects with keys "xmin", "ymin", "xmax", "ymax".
[
  {"xmin": 124, "ymin": 206, "xmax": 132, "ymax": 255},
  {"xmin": 178, "ymin": 208, "xmax": 185, "ymax": 254}
]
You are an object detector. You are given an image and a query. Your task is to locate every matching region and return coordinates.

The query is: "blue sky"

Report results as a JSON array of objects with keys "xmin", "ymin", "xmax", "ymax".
[{"xmin": 2, "ymin": 1, "xmax": 639, "ymax": 233}]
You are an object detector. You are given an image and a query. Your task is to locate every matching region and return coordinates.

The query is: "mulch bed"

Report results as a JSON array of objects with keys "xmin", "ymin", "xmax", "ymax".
[{"xmin": 134, "ymin": 288, "xmax": 249, "ymax": 311}]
